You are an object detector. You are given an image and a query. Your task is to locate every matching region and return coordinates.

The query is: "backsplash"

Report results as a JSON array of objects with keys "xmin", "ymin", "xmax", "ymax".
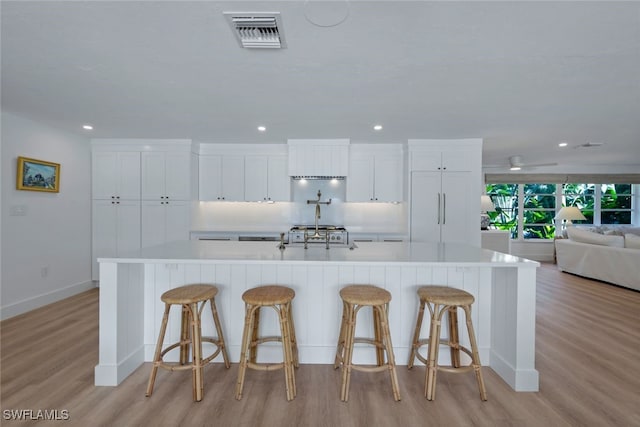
[{"xmin": 191, "ymin": 199, "xmax": 406, "ymax": 233}]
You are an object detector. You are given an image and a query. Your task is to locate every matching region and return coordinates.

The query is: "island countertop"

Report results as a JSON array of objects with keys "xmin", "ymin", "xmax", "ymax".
[{"xmin": 99, "ymin": 240, "xmax": 539, "ymax": 267}]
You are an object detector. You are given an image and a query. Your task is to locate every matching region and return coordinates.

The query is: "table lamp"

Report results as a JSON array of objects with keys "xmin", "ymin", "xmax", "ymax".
[
  {"xmin": 480, "ymin": 195, "xmax": 496, "ymax": 230},
  {"xmin": 554, "ymin": 206, "xmax": 586, "ymax": 235}
]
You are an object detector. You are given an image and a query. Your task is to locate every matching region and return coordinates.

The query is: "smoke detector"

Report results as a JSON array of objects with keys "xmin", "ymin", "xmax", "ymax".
[{"xmin": 223, "ymin": 12, "xmax": 286, "ymax": 49}]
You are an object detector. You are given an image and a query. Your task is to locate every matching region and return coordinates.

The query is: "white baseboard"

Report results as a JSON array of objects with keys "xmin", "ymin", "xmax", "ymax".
[{"xmin": 0, "ymin": 280, "xmax": 96, "ymax": 320}]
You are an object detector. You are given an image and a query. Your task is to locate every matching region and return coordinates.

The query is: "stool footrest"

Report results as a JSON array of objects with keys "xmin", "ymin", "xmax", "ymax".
[{"xmin": 247, "ymin": 361, "xmax": 285, "ymax": 371}]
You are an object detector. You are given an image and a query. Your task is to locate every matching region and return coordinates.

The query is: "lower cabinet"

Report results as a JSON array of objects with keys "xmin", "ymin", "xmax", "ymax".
[
  {"xmin": 142, "ymin": 200, "xmax": 191, "ymax": 248},
  {"xmin": 92, "ymin": 199, "xmax": 141, "ymax": 281}
]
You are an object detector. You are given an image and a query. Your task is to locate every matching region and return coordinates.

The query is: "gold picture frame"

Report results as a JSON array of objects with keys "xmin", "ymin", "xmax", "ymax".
[{"xmin": 16, "ymin": 156, "xmax": 60, "ymax": 193}]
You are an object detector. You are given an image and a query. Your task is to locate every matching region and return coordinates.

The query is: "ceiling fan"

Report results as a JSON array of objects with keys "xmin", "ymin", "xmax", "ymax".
[{"xmin": 485, "ymin": 155, "xmax": 558, "ymax": 171}]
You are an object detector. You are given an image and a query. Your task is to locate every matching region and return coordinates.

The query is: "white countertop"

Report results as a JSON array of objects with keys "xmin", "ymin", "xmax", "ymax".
[{"xmin": 99, "ymin": 240, "xmax": 539, "ymax": 267}]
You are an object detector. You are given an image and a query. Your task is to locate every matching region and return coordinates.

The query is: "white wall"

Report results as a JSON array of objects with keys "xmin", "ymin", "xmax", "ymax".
[{"xmin": 1, "ymin": 112, "xmax": 93, "ymax": 319}]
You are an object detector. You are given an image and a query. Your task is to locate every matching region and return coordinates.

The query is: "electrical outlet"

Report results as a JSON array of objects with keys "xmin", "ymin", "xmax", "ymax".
[
  {"xmin": 10, "ymin": 205, "xmax": 27, "ymax": 216},
  {"xmin": 41, "ymin": 266, "xmax": 49, "ymax": 278}
]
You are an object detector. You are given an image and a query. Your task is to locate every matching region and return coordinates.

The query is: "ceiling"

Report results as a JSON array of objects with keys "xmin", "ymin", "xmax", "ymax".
[{"xmin": 2, "ymin": 1, "xmax": 640, "ymax": 172}]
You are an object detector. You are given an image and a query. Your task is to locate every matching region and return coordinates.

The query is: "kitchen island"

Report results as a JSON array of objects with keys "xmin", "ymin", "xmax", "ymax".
[{"xmin": 95, "ymin": 240, "xmax": 540, "ymax": 391}]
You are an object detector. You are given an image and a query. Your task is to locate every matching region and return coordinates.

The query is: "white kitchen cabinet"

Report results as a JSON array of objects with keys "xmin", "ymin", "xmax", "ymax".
[
  {"xmin": 199, "ymin": 155, "xmax": 245, "ymax": 201},
  {"xmin": 92, "ymin": 151, "xmax": 140, "ymax": 200},
  {"xmin": 409, "ymin": 139, "xmax": 482, "ymax": 246},
  {"xmin": 141, "ymin": 200, "xmax": 190, "ymax": 248},
  {"xmin": 91, "ymin": 199, "xmax": 141, "ymax": 280},
  {"xmin": 245, "ymin": 155, "xmax": 290, "ymax": 202},
  {"xmin": 141, "ymin": 151, "xmax": 191, "ymax": 201},
  {"xmin": 347, "ymin": 145, "xmax": 402, "ymax": 202},
  {"xmin": 287, "ymin": 139, "xmax": 349, "ymax": 177}
]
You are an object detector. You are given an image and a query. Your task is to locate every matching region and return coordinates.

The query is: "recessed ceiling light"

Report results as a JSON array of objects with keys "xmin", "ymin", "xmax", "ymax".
[
  {"xmin": 373, "ymin": 125, "xmax": 383, "ymax": 131},
  {"xmin": 558, "ymin": 142, "xmax": 568, "ymax": 147},
  {"xmin": 257, "ymin": 126, "xmax": 266, "ymax": 132},
  {"xmin": 82, "ymin": 124, "xmax": 93, "ymax": 130}
]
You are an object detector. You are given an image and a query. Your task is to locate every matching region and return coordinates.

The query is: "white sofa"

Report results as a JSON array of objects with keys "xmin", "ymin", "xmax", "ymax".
[{"xmin": 555, "ymin": 226, "xmax": 640, "ymax": 291}]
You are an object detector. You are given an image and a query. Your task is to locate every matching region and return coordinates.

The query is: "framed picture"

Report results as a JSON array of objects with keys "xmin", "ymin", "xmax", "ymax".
[{"xmin": 16, "ymin": 156, "xmax": 60, "ymax": 193}]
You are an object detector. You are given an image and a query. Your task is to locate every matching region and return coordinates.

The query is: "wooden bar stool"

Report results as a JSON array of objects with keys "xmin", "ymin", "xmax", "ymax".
[
  {"xmin": 334, "ymin": 284, "xmax": 401, "ymax": 402},
  {"xmin": 408, "ymin": 285, "xmax": 487, "ymax": 401},
  {"xmin": 235, "ymin": 285, "xmax": 298, "ymax": 401},
  {"xmin": 146, "ymin": 284, "xmax": 230, "ymax": 402}
]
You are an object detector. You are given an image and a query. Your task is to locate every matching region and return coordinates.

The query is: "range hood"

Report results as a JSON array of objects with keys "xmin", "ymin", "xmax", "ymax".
[
  {"xmin": 291, "ymin": 176, "xmax": 345, "ymax": 180},
  {"xmin": 287, "ymin": 139, "xmax": 350, "ymax": 177}
]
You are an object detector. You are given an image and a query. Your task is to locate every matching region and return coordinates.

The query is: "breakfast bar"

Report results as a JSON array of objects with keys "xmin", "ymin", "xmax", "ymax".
[{"xmin": 95, "ymin": 240, "xmax": 540, "ymax": 392}]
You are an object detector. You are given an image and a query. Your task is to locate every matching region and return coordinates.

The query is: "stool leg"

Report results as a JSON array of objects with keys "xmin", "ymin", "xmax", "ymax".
[
  {"xmin": 340, "ymin": 303, "xmax": 357, "ymax": 402},
  {"xmin": 278, "ymin": 302, "xmax": 296, "ymax": 401},
  {"xmin": 249, "ymin": 307, "xmax": 261, "ymax": 363},
  {"xmin": 377, "ymin": 303, "xmax": 401, "ymax": 401},
  {"xmin": 146, "ymin": 303, "xmax": 171, "ymax": 397},
  {"xmin": 179, "ymin": 305, "xmax": 190, "ymax": 365},
  {"xmin": 408, "ymin": 299, "xmax": 426, "ymax": 369},
  {"xmin": 235, "ymin": 304, "xmax": 258, "ymax": 400},
  {"xmin": 425, "ymin": 303, "xmax": 444, "ymax": 400},
  {"xmin": 190, "ymin": 302, "xmax": 205, "ymax": 402},
  {"xmin": 373, "ymin": 306, "xmax": 384, "ymax": 366},
  {"xmin": 462, "ymin": 305, "xmax": 488, "ymax": 401},
  {"xmin": 448, "ymin": 306, "xmax": 461, "ymax": 368},
  {"xmin": 209, "ymin": 298, "xmax": 231, "ymax": 369},
  {"xmin": 334, "ymin": 300, "xmax": 348, "ymax": 369},
  {"xmin": 287, "ymin": 300, "xmax": 299, "ymax": 368}
]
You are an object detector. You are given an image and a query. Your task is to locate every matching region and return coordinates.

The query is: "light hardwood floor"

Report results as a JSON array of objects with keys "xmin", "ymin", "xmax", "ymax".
[{"xmin": 1, "ymin": 264, "xmax": 639, "ymax": 426}]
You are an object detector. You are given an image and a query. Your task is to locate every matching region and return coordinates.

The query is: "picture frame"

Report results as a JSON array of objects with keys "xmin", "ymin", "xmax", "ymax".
[{"xmin": 16, "ymin": 156, "xmax": 60, "ymax": 193}]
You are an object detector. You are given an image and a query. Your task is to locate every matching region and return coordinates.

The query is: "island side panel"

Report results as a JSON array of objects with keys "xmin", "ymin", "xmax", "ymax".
[
  {"xmin": 490, "ymin": 266, "xmax": 539, "ymax": 392},
  {"xmin": 95, "ymin": 262, "xmax": 145, "ymax": 386}
]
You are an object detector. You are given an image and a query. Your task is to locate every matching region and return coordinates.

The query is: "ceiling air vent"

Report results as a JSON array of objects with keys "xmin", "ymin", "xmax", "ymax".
[{"xmin": 223, "ymin": 12, "xmax": 286, "ymax": 49}]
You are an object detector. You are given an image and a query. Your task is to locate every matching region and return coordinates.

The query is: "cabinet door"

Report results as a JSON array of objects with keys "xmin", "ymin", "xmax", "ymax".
[
  {"xmin": 440, "ymin": 171, "xmax": 476, "ymax": 244},
  {"xmin": 347, "ymin": 155, "xmax": 374, "ymax": 202},
  {"xmin": 441, "ymin": 150, "xmax": 476, "ymax": 172},
  {"xmin": 92, "ymin": 200, "xmax": 118, "ymax": 279},
  {"xmin": 93, "ymin": 152, "xmax": 140, "ymax": 199},
  {"xmin": 221, "ymin": 155, "xmax": 245, "ymax": 201},
  {"xmin": 116, "ymin": 200, "xmax": 141, "ymax": 254},
  {"xmin": 199, "ymin": 155, "xmax": 222, "ymax": 200},
  {"xmin": 410, "ymin": 171, "xmax": 442, "ymax": 242},
  {"xmin": 267, "ymin": 156, "xmax": 290, "ymax": 201},
  {"xmin": 374, "ymin": 155, "xmax": 402, "ymax": 202},
  {"xmin": 410, "ymin": 150, "xmax": 442, "ymax": 172},
  {"xmin": 141, "ymin": 201, "xmax": 166, "ymax": 248},
  {"xmin": 164, "ymin": 201, "xmax": 191, "ymax": 243},
  {"xmin": 245, "ymin": 156, "xmax": 268, "ymax": 201},
  {"xmin": 165, "ymin": 152, "xmax": 191, "ymax": 200},
  {"xmin": 141, "ymin": 152, "xmax": 166, "ymax": 200},
  {"xmin": 92, "ymin": 199, "xmax": 140, "ymax": 280}
]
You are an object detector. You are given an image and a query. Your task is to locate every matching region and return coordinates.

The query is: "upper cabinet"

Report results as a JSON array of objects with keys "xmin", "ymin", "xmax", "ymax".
[
  {"xmin": 347, "ymin": 144, "xmax": 403, "ymax": 202},
  {"xmin": 92, "ymin": 151, "xmax": 140, "ymax": 200},
  {"xmin": 141, "ymin": 151, "xmax": 191, "ymax": 200},
  {"xmin": 199, "ymin": 155, "xmax": 245, "ymax": 201},
  {"xmin": 245, "ymin": 155, "xmax": 290, "ymax": 202},
  {"xmin": 287, "ymin": 139, "xmax": 349, "ymax": 177}
]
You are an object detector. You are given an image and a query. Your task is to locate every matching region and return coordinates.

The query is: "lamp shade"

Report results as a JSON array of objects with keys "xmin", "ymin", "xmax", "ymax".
[
  {"xmin": 480, "ymin": 195, "xmax": 496, "ymax": 213},
  {"xmin": 555, "ymin": 206, "xmax": 586, "ymax": 221}
]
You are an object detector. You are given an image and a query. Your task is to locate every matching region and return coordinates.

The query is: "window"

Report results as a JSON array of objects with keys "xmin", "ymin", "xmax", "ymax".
[
  {"xmin": 523, "ymin": 184, "xmax": 556, "ymax": 240},
  {"xmin": 485, "ymin": 182, "xmax": 637, "ymax": 240}
]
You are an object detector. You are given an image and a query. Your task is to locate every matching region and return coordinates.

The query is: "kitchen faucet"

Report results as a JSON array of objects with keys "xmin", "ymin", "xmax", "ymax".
[{"xmin": 306, "ymin": 190, "xmax": 331, "ymax": 239}]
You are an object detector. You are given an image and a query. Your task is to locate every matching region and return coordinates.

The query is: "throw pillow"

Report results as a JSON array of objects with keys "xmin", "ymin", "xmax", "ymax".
[
  {"xmin": 625, "ymin": 233, "xmax": 640, "ymax": 249},
  {"xmin": 566, "ymin": 227, "xmax": 625, "ymax": 248}
]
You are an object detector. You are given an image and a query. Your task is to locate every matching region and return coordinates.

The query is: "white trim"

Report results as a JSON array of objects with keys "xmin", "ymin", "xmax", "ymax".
[{"xmin": 0, "ymin": 280, "xmax": 96, "ymax": 320}]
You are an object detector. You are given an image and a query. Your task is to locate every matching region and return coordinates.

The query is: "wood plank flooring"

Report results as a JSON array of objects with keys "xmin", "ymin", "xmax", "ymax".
[{"xmin": 2, "ymin": 264, "xmax": 639, "ymax": 426}]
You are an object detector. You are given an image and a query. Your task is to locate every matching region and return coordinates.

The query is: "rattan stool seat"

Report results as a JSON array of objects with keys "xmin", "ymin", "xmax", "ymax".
[
  {"xmin": 334, "ymin": 284, "xmax": 400, "ymax": 402},
  {"xmin": 242, "ymin": 285, "xmax": 295, "ymax": 306},
  {"xmin": 417, "ymin": 285, "xmax": 475, "ymax": 306},
  {"xmin": 146, "ymin": 283, "xmax": 230, "ymax": 402},
  {"xmin": 161, "ymin": 284, "xmax": 218, "ymax": 305},
  {"xmin": 339, "ymin": 284, "xmax": 391, "ymax": 306}
]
